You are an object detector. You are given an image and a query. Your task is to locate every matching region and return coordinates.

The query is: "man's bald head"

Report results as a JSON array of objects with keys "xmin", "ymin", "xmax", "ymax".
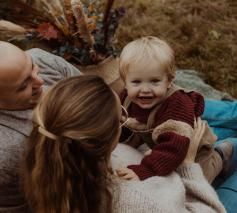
[
  {"xmin": 0, "ymin": 41, "xmax": 25, "ymax": 62},
  {"xmin": 0, "ymin": 41, "xmax": 44, "ymax": 110},
  {"xmin": 0, "ymin": 41, "xmax": 28, "ymax": 88}
]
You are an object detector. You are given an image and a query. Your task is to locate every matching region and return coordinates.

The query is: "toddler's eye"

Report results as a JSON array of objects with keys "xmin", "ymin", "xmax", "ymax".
[
  {"xmin": 131, "ymin": 80, "xmax": 141, "ymax": 84},
  {"xmin": 151, "ymin": 79, "xmax": 160, "ymax": 83}
]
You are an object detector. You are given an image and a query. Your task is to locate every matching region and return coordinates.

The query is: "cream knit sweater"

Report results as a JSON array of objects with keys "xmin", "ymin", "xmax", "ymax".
[
  {"xmin": 112, "ymin": 164, "xmax": 226, "ymax": 213},
  {"xmin": 111, "ymin": 144, "xmax": 226, "ymax": 213}
]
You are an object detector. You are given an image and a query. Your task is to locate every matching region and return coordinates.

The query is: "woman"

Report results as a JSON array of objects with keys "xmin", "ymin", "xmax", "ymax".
[{"xmin": 23, "ymin": 75, "xmax": 226, "ymax": 213}]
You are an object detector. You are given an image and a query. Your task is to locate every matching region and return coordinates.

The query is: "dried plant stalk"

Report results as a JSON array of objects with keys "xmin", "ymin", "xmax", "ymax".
[
  {"xmin": 63, "ymin": 0, "xmax": 75, "ymax": 34},
  {"xmin": 39, "ymin": 0, "xmax": 70, "ymax": 36},
  {"xmin": 103, "ymin": 0, "xmax": 115, "ymax": 47},
  {"xmin": 0, "ymin": 20, "xmax": 28, "ymax": 40},
  {"xmin": 0, "ymin": 20, "xmax": 26, "ymax": 33},
  {"xmin": 71, "ymin": 0, "xmax": 95, "ymax": 48}
]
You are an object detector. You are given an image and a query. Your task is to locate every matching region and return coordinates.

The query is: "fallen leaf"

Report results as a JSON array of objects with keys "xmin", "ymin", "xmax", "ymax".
[{"xmin": 36, "ymin": 23, "xmax": 58, "ymax": 40}]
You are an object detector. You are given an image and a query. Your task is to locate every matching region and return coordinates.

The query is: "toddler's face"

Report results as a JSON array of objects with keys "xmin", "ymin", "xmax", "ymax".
[{"xmin": 125, "ymin": 66, "xmax": 171, "ymax": 109}]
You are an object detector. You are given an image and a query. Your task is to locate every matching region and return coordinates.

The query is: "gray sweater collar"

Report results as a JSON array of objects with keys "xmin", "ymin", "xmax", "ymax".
[{"xmin": 0, "ymin": 109, "xmax": 33, "ymax": 137}]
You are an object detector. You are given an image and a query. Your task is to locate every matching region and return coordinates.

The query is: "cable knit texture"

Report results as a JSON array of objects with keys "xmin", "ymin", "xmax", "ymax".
[
  {"xmin": 128, "ymin": 132, "xmax": 190, "ymax": 179},
  {"xmin": 112, "ymin": 162, "xmax": 226, "ymax": 213},
  {"xmin": 0, "ymin": 49, "xmax": 80, "ymax": 212},
  {"xmin": 121, "ymin": 89, "xmax": 205, "ymax": 179}
]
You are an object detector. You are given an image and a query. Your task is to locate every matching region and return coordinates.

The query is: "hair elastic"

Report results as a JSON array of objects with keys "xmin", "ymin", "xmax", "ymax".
[{"xmin": 38, "ymin": 126, "xmax": 59, "ymax": 140}]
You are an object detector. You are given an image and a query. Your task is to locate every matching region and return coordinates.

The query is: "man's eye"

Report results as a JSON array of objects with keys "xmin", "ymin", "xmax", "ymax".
[
  {"xmin": 18, "ymin": 80, "xmax": 30, "ymax": 92},
  {"xmin": 18, "ymin": 84, "xmax": 28, "ymax": 91}
]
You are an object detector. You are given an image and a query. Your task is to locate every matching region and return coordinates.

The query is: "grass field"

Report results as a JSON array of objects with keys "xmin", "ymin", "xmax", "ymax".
[
  {"xmin": 1, "ymin": 0, "xmax": 236, "ymax": 96},
  {"xmin": 114, "ymin": 0, "xmax": 237, "ymax": 97}
]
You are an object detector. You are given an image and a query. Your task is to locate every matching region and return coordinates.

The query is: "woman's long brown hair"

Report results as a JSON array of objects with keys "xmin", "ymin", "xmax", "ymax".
[{"xmin": 23, "ymin": 75, "xmax": 120, "ymax": 213}]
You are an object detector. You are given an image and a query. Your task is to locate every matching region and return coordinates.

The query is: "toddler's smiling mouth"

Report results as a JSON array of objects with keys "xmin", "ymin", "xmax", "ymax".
[{"xmin": 138, "ymin": 96, "xmax": 154, "ymax": 100}]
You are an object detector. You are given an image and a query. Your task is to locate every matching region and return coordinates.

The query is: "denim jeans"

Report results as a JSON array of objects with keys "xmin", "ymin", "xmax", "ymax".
[
  {"xmin": 209, "ymin": 137, "xmax": 237, "ymax": 213},
  {"xmin": 217, "ymin": 169, "xmax": 237, "ymax": 213},
  {"xmin": 202, "ymin": 100, "xmax": 237, "ymax": 212}
]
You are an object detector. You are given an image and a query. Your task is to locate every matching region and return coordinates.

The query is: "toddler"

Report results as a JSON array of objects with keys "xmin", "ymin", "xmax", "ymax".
[{"xmin": 117, "ymin": 36, "xmax": 233, "ymax": 182}]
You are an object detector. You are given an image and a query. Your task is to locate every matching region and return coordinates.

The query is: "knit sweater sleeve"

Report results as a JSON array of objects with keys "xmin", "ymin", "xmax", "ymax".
[
  {"xmin": 27, "ymin": 48, "xmax": 81, "ymax": 78},
  {"xmin": 128, "ymin": 91, "xmax": 204, "ymax": 180},
  {"xmin": 154, "ymin": 90, "xmax": 204, "ymax": 129},
  {"xmin": 128, "ymin": 132, "xmax": 190, "ymax": 179},
  {"xmin": 177, "ymin": 163, "xmax": 226, "ymax": 213}
]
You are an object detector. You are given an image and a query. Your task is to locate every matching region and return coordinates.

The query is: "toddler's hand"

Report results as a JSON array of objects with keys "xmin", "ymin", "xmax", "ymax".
[
  {"xmin": 116, "ymin": 167, "xmax": 140, "ymax": 181},
  {"xmin": 144, "ymin": 149, "xmax": 152, "ymax": 156},
  {"xmin": 123, "ymin": 117, "xmax": 147, "ymax": 131}
]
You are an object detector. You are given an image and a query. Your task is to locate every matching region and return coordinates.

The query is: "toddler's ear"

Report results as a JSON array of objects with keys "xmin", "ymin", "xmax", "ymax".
[
  {"xmin": 168, "ymin": 80, "xmax": 172, "ymax": 89},
  {"xmin": 168, "ymin": 75, "xmax": 174, "ymax": 88}
]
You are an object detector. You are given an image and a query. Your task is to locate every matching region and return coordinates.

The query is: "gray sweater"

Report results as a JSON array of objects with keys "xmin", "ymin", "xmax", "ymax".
[{"xmin": 0, "ymin": 48, "xmax": 80, "ymax": 212}]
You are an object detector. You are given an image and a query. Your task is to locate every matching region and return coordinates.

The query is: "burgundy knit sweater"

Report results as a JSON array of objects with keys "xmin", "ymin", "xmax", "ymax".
[{"xmin": 120, "ymin": 89, "xmax": 204, "ymax": 180}]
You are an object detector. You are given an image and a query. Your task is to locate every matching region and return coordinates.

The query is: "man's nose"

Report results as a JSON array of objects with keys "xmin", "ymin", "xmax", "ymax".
[{"xmin": 32, "ymin": 65, "xmax": 44, "ymax": 87}]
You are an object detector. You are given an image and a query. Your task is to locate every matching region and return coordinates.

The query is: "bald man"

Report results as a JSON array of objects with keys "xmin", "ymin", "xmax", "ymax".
[{"xmin": 0, "ymin": 41, "xmax": 81, "ymax": 212}]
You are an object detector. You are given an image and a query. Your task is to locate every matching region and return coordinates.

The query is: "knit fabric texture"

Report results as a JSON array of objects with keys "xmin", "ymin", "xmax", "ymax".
[
  {"xmin": 112, "ymin": 160, "xmax": 226, "ymax": 213},
  {"xmin": 121, "ymin": 89, "xmax": 205, "ymax": 180}
]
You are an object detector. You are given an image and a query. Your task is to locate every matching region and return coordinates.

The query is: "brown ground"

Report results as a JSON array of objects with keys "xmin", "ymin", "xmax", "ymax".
[{"xmin": 114, "ymin": 0, "xmax": 237, "ymax": 97}]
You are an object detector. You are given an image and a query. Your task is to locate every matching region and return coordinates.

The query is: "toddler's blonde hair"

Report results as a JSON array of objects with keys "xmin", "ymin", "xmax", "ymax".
[{"xmin": 119, "ymin": 36, "xmax": 175, "ymax": 81}]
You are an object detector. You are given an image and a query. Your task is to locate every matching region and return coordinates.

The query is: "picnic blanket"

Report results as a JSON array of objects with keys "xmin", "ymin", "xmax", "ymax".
[{"xmin": 174, "ymin": 70, "xmax": 233, "ymax": 100}]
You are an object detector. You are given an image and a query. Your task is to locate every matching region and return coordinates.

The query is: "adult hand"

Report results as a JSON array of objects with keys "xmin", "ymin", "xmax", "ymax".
[
  {"xmin": 144, "ymin": 149, "xmax": 152, "ymax": 156},
  {"xmin": 182, "ymin": 117, "xmax": 206, "ymax": 165},
  {"xmin": 116, "ymin": 167, "xmax": 140, "ymax": 181}
]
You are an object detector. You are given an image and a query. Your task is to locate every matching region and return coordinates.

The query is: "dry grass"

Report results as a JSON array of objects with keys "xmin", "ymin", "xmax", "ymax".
[
  {"xmin": 114, "ymin": 0, "xmax": 237, "ymax": 97},
  {"xmin": 2, "ymin": 0, "xmax": 236, "ymax": 96}
]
